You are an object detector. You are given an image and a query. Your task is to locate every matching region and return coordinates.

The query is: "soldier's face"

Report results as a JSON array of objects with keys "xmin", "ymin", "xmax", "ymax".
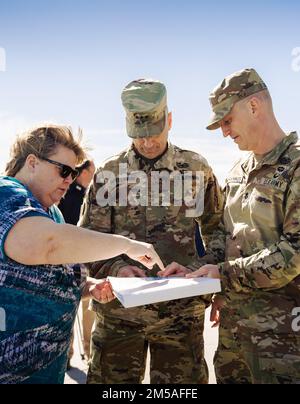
[
  {"xmin": 133, "ymin": 112, "xmax": 172, "ymax": 159},
  {"xmin": 219, "ymin": 101, "xmax": 256, "ymax": 151}
]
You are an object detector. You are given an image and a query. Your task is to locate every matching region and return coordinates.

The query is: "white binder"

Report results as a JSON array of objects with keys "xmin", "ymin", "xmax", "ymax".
[{"xmin": 108, "ymin": 276, "xmax": 221, "ymax": 308}]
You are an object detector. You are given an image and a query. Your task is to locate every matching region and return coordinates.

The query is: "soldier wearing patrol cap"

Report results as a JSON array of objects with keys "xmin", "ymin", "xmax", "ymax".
[
  {"xmin": 188, "ymin": 68, "xmax": 300, "ymax": 384},
  {"xmin": 79, "ymin": 78, "xmax": 224, "ymax": 384}
]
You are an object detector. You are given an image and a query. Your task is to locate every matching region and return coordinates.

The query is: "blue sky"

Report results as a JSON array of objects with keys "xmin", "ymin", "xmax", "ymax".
[{"xmin": 0, "ymin": 0, "xmax": 299, "ymax": 183}]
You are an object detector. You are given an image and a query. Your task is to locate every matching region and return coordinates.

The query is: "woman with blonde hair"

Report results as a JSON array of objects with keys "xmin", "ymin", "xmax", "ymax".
[{"xmin": 0, "ymin": 124, "xmax": 164, "ymax": 384}]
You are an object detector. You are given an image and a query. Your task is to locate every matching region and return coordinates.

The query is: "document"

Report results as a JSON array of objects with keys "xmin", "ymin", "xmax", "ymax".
[{"xmin": 108, "ymin": 276, "xmax": 221, "ymax": 308}]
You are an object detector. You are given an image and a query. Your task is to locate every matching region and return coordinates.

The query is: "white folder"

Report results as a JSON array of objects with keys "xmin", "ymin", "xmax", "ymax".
[{"xmin": 108, "ymin": 276, "xmax": 221, "ymax": 308}]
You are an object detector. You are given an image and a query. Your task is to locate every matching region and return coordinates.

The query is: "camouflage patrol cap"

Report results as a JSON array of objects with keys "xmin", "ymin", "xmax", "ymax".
[
  {"xmin": 207, "ymin": 68, "xmax": 268, "ymax": 130},
  {"xmin": 121, "ymin": 78, "xmax": 168, "ymax": 138}
]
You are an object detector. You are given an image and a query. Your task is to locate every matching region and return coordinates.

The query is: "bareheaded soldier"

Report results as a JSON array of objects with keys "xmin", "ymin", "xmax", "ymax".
[
  {"xmin": 79, "ymin": 78, "xmax": 223, "ymax": 384},
  {"xmin": 188, "ymin": 68, "xmax": 300, "ymax": 384}
]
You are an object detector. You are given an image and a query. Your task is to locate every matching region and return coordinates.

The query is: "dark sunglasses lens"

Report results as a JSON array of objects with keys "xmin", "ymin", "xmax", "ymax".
[{"xmin": 60, "ymin": 166, "xmax": 77, "ymax": 180}]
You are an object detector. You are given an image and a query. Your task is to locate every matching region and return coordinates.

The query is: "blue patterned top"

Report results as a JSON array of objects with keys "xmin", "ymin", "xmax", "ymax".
[{"xmin": 0, "ymin": 177, "xmax": 86, "ymax": 384}]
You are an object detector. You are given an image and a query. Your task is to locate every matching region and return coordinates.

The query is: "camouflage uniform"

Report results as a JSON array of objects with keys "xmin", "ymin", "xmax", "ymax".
[
  {"xmin": 207, "ymin": 68, "xmax": 300, "ymax": 384},
  {"xmin": 80, "ymin": 143, "xmax": 223, "ymax": 384}
]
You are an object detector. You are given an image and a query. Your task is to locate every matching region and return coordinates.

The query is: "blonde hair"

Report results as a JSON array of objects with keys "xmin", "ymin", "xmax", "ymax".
[{"xmin": 5, "ymin": 124, "xmax": 87, "ymax": 177}]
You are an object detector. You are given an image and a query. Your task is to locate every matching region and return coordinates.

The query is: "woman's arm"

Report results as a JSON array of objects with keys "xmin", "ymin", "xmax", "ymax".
[{"xmin": 4, "ymin": 216, "xmax": 164, "ymax": 270}]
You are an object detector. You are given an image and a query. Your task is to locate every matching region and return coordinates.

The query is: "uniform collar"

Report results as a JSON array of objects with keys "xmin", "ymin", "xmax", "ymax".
[
  {"xmin": 125, "ymin": 142, "xmax": 176, "ymax": 172},
  {"xmin": 242, "ymin": 131, "xmax": 298, "ymax": 173}
]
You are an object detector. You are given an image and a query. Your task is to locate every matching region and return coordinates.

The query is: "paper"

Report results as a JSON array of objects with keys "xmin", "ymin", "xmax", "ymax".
[{"xmin": 108, "ymin": 276, "xmax": 221, "ymax": 308}]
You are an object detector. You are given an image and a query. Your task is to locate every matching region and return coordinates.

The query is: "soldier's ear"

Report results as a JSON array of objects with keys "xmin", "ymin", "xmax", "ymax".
[
  {"xmin": 248, "ymin": 97, "xmax": 260, "ymax": 117},
  {"xmin": 168, "ymin": 112, "xmax": 173, "ymax": 130}
]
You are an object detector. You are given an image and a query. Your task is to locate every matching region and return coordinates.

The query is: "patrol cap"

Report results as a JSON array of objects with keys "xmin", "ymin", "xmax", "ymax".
[
  {"xmin": 207, "ymin": 68, "xmax": 268, "ymax": 130},
  {"xmin": 121, "ymin": 78, "xmax": 168, "ymax": 138}
]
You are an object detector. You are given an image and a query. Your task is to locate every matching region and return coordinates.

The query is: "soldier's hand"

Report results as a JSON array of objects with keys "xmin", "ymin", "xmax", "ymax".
[
  {"xmin": 117, "ymin": 266, "xmax": 146, "ymax": 278},
  {"xmin": 186, "ymin": 264, "xmax": 220, "ymax": 279},
  {"xmin": 125, "ymin": 240, "xmax": 165, "ymax": 271},
  {"xmin": 210, "ymin": 295, "xmax": 225, "ymax": 328},
  {"xmin": 158, "ymin": 262, "xmax": 192, "ymax": 277}
]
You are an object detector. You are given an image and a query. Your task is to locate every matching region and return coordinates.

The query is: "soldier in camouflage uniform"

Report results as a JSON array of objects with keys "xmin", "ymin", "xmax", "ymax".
[
  {"xmin": 188, "ymin": 68, "xmax": 300, "ymax": 384},
  {"xmin": 79, "ymin": 79, "xmax": 223, "ymax": 384}
]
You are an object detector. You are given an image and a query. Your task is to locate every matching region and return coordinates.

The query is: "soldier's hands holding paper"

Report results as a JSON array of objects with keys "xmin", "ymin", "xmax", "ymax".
[
  {"xmin": 158, "ymin": 261, "xmax": 192, "ymax": 277},
  {"xmin": 186, "ymin": 264, "xmax": 221, "ymax": 279}
]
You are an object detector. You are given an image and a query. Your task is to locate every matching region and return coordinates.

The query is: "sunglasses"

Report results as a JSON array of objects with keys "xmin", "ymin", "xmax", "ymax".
[{"xmin": 40, "ymin": 157, "xmax": 79, "ymax": 181}]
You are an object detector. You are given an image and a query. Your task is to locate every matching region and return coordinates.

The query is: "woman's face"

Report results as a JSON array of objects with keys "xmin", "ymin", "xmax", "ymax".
[{"xmin": 30, "ymin": 145, "xmax": 78, "ymax": 209}]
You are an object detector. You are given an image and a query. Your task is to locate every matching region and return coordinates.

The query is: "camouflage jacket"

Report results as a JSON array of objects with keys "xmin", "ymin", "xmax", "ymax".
[
  {"xmin": 220, "ymin": 132, "xmax": 300, "ymax": 334},
  {"xmin": 79, "ymin": 143, "xmax": 224, "ymax": 320}
]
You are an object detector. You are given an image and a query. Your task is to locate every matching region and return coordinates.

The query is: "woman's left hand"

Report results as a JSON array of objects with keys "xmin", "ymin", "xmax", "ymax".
[{"xmin": 84, "ymin": 278, "xmax": 115, "ymax": 304}]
